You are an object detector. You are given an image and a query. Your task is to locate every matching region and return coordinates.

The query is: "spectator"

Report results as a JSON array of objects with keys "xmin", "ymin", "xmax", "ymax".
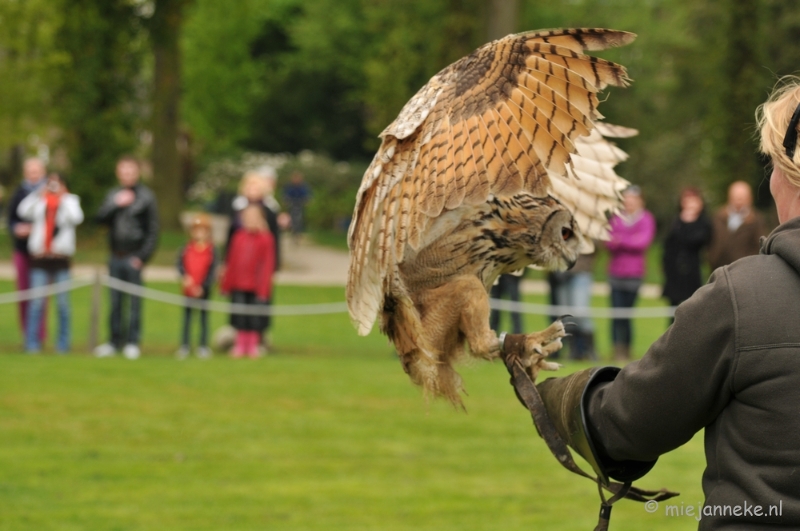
[
  {"xmin": 282, "ymin": 170, "xmax": 311, "ymax": 242},
  {"xmin": 708, "ymin": 180, "xmax": 768, "ymax": 270},
  {"xmin": 662, "ymin": 187, "xmax": 712, "ymax": 310},
  {"xmin": 17, "ymin": 173, "xmax": 84, "ymax": 353},
  {"xmin": 220, "ymin": 205, "xmax": 275, "ymax": 359},
  {"xmin": 226, "ymin": 168, "xmax": 282, "ymax": 353},
  {"xmin": 490, "ymin": 273, "xmax": 524, "ymax": 335},
  {"xmin": 93, "ymin": 156, "xmax": 159, "ymax": 360},
  {"xmin": 7, "ymin": 157, "xmax": 47, "ymax": 344},
  {"xmin": 176, "ymin": 214, "xmax": 216, "ymax": 360},
  {"xmin": 548, "ymin": 252, "xmax": 597, "ymax": 360},
  {"xmin": 605, "ymin": 185, "xmax": 656, "ymax": 361}
]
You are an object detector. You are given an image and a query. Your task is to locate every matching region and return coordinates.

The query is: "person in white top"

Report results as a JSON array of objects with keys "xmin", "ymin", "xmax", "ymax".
[{"xmin": 17, "ymin": 172, "xmax": 84, "ymax": 353}]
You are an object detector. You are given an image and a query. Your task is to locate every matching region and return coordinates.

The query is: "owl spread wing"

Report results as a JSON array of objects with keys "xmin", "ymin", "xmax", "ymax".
[
  {"xmin": 548, "ymin": 120, "xmax": 638, "ymax": 251},
  {"xmin": 347, "ymin": 28, "xmax": 636, "ymax": 335}
]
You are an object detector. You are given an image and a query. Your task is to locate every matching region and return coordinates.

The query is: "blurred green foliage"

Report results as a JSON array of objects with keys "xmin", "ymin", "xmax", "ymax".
[{"xmin": 2, "ymin": 0, "xmax": 800, "ymax": 225}]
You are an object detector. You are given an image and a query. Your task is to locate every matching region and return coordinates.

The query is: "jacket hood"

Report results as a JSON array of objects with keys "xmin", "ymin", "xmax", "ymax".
[{"xmin": 761, "ymin": 216, "xmax": 800, "ymax": 274}]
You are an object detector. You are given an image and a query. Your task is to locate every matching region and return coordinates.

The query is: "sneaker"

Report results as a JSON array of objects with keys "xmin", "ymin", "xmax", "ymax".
[
  {"xmin": 94, "ymin": 343, "xmax": 117, "ymax": 358},
  {"xmin": 196, "ymin": 346, "xmax": 212, "ymax": 359},
  {"xmin": 123, "ymin": 344, "xmax": 141, "ymax": 360},
  {"xmin": 175, "ymin": 345, "xmax": 190, "ymax": 360}
]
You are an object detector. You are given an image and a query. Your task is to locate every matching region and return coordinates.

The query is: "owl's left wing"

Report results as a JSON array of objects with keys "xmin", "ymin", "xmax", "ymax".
[{"xmin": 348, "ymin": 28, "xmax": 636, "ymax": 335}]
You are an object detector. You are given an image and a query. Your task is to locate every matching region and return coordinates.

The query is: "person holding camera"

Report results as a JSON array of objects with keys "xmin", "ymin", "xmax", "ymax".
[{"xmin": 16, "ymin": 172, "xmax": 84, "ymax": 353}]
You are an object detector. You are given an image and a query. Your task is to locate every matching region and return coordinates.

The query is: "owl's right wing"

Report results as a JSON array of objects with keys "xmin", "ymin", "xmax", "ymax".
[
  {"xmin": 548, "ymin": 121, "xmax": 638, "ymax": 252},
  {"xmin": 347, "ymin": 28, "xmax": 636, "ymax": 335}
]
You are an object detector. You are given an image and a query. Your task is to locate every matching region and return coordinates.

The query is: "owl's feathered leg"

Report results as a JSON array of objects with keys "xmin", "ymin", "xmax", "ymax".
[{"xmin": 454, "ymin": 276, "xmax": 502, "ymax": 360}]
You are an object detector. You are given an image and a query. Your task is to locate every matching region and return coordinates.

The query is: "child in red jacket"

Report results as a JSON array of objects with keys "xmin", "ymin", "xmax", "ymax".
[
  {"xmin": 220, "ymin": 205, "xmax": 275, "ymax": 358},
  {"xmin": 176, "ymin": 214, "xmax": 216, "ymax": 359}
]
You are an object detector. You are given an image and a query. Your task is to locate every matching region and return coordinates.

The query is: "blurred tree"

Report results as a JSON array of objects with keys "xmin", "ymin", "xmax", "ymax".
[
  {"xmin": 712, "ymin": 0, "xmax": 767, "ymax": 199},
  {"xmin": 149, "ymin": 0, "xmax": 192, "ymax": 229},
  {"xmin": 54, "ymin": 0, "xmax": 146, "ymax": 212},
  {"xmin": 486, "ymin": 0, "xmax": 519, "ymax": 40},
  {"xmin": 0, "ymin": 0, "xmax": 63, "ymax": 185}
]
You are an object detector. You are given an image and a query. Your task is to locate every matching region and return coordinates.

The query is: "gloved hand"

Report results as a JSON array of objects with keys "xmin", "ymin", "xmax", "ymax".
[{"xmin": 537, "ymin": 367, "xmax": 657, "ymax": 485}]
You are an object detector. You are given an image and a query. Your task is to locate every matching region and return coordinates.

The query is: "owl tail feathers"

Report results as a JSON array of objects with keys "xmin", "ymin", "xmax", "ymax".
[{"xmin": 382, "ymin": 293, "xmax": 465, "ymax": 408}]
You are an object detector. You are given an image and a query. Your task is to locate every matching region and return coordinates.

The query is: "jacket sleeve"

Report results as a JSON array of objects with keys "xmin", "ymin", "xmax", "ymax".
[
  {"xmin": 584, "ymin": 267, "xmax": 737, "ymax": 462},
  {"xmin": 204, "ymin": 247, "xmax": 217, "ymax": 292},
  {"xmin": 256, "ymin": 233, "xmax": 276, "ymax": 301},
  {"xmin": 134, "ymin": 192, "xmax": 159, "ymax": 263},
  {"xmin": 95, "ymin": 189, "xmax": 119, "ymax": 223},
  {"xmin": 56, "ymin": 195, "xmax": 84, "ymax": 226},
  {"xmin": 176, "ymin": 245, "xmax": 187, "ymax": 276},
  {"xmin": 17, "ymin": 191, "xmax": 43, "ymax": 221}
]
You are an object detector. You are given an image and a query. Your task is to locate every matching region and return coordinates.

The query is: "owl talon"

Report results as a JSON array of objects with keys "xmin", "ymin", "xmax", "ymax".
[{"xmin": 520, "ymin": 320, "xmax": 567, "ymax": 381}]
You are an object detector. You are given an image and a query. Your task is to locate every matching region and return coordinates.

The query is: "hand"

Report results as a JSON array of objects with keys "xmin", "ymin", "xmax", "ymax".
[
  {"xmin": 277, "ymin": 212, "xmax": 292, "ymax": 230},
  {"xmin": 115, "ymin": 189, "xmax": 136, "ymax": 207},
  {"xmin": 13, "ymin": 223, "xmax": 31, "ymax": 238},
  {"xmin": 182, "ymin": 276, "xmax": 194, "ymax": 289},
  {"xmin": 191, "ymin": 285, "xmax": 204, "ymax": 298},
  {"xmin": 129, "ymin": 257, "xmax": 143, "ymax": 270}
]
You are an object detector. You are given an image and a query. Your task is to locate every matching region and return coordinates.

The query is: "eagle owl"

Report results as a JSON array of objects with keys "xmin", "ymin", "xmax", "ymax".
[{"xmin": 347, "ymin": 28, "xmax": 636, "ymax": 406}]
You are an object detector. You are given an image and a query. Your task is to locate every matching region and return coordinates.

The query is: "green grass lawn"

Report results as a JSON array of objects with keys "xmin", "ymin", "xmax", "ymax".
[{"xmin": 0, "ymin": 281, "xmax": 704, "ymax": 530}]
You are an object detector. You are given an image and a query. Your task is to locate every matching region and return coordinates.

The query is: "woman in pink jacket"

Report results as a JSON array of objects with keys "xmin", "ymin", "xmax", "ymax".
[{"xmin": 606, "ymin": 185, "xmax": 656, "ymax": 361}]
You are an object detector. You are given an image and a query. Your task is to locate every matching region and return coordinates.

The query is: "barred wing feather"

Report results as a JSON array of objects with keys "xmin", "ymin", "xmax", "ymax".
[{"xmin": 347, "ymin": 28, "xmax": 636, "ymax": 335}]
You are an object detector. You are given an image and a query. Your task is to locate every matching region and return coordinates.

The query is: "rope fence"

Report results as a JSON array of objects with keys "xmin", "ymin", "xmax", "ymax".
[{"xmin": 0, "ymin": 272, "xmax": 677, "ymax": 319}]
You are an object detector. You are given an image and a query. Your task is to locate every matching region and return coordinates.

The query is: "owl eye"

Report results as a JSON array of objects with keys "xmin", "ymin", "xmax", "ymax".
[{"xmin": 561, "ymin": 227, "xmax": 573, "ymax": 241}]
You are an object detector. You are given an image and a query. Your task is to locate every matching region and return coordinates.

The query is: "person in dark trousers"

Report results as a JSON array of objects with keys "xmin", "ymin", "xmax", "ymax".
[
  {"xmin": 93, "ymin": 156, "xmax": 159, "ymax": 360},
  {"xmin": 605, "ymin": 185, "xmax": 656, "ymax": 361},
  {"xmin": 490, "ymin": 273, "xmax": 523, "ymax": 334},
  {"xmin": 176, "ymin": 214, "xmax": 216, "ymax": 360},
  {"xmin": 662, "ymin": 187, "xmax": 712, "ymax": 310},
  {"xmin": 7, "ymin": 157, "xmax": 47, "ymax": 344},
  {"xmin": 532, "ymin": 78, "xmax": 800, "ymax": 531}
]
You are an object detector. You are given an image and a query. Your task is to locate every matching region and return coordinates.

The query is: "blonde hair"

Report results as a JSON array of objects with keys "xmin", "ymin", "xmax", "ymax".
[
  {"xmin": 238, "ymin": 173, "xmax": 269, "ymax": 196},
  {"xmin": 756, "ymin": 76, "xmax": 800, "ymax": 187}
]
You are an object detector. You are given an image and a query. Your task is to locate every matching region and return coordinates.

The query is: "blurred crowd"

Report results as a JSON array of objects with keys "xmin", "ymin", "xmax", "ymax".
[
  {"xmin": 5, "ymin": 156, "xmax": 311, "ymax": 358},
  {"xmin": 491, "ymin": 181, "xmax": 769, "ymax": 361},
  {"xmin": 4, "ymin": 156, "xmax": 770, "ymax": 360}
]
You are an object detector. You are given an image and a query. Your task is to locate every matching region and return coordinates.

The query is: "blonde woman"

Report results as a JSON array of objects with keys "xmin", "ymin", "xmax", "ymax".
[{"xmin": 529, "ymin": 78, "xmax": 800, "ymax": 529}]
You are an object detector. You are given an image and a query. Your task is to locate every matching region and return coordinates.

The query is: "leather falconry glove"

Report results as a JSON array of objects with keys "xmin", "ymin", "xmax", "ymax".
[{"xmin": 536, "ymin": 366, "xmax": 657, "ymax": 486}]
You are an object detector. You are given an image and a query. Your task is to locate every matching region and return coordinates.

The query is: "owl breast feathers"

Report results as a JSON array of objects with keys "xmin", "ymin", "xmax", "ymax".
[{"xmin": 347, "ymin": 28, "xmax": 637, "ymax": 404}]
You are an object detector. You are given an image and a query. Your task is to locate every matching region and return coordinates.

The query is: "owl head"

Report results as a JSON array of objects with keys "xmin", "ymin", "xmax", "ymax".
[{"xmin": 500, "ymin": 194, "xmax": 582, "ymax": 273}]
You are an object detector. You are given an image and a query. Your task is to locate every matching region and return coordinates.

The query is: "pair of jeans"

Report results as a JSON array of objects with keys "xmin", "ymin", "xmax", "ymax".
[
  {"xmin": 109, "ymin": 256, "xmax": 143, "ymax": 348},
  {"xmin": 14, "ymin": 250, "xmax": 46, "ymax": 343},
  {"xmin": 26, "ymin": 268, "xmax": 70, "ymax": 352},
  {"xmin": 610, "ymin": 283, "xmax": 641, "ymax": 347}
]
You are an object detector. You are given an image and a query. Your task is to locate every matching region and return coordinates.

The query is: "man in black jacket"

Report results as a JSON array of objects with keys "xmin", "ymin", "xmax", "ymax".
[{"xmin": 94, "ymin": 156, "xmax": 159, "ymax": 359}]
